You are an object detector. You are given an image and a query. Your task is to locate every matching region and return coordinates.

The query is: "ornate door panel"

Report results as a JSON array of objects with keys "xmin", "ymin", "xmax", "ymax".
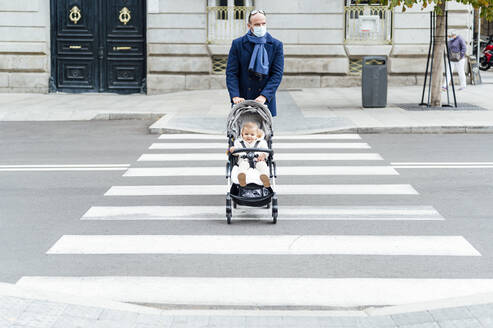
[
  {"xmin": 104, "ymin": 0, "xmax": 146, "ymax": 92},
  {"xmin": 53, "ymin": 0, "xmax": 98, "ymax": 91},
  {"xmin": 50, "ymin": 0, "xmax": 146, "ymax": 93}
]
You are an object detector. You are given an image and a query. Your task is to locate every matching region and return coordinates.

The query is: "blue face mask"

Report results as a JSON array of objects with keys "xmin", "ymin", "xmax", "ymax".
[{"xmin": 253, "ymin": 25, "xmax": 267, "ymax": 37}]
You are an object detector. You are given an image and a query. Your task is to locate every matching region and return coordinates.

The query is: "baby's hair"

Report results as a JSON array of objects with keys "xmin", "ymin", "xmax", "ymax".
[
  {"xmin": 242, "ymin": 121, "xmax": 263, "ymax": 139},
  {"xmin": 242, "ymin": 121, "xmax": 258, "ymax": 131}
]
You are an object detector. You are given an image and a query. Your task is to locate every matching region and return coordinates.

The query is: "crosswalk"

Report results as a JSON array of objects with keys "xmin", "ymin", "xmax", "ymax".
[
  {"xmin": 16, "ymin": 133, "xmax": 488, "ymax": 308},
  {"xmin": 81, "ymin": 205, "xmax": 445, "ymax": 221}
]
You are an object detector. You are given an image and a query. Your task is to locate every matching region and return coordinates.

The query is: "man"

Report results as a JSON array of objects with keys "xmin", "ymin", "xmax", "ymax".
[
  {"xmin": 226, "ymin": 9, "xmax": 284, "ymax": 117},
  {"xmin": 443, "ymin": 31, "xmax": 467, "ymax": 91}
]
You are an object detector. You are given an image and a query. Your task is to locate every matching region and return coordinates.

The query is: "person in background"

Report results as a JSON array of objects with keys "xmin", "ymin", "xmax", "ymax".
[{"xmin": 443, "ymin": 31, "xmax": 467, "ymax": 91}]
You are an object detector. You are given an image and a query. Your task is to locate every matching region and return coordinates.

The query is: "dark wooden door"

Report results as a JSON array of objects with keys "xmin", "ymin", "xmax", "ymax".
[{"xmin": 50, "ymin": 0, "xmax": 146, "ymax": 93}]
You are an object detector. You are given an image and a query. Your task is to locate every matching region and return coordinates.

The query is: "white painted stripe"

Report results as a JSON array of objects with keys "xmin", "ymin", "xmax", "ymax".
[
  {"xmin": 46, "ymin": 235, "xmax": 479, "ymax": 256},
  {"xmin": 0, "ymin": 164, "xmax": 130, "ymax": 168},
  {"xmin": 138, "ymin": 153, "xmax": 384, "ymax": 162},
  {"xmin": 17, "ymin": 277, "xmax": 493, "ymax": 306},
  {"xmin": 0, "ymin": 168, "xmax": 127, "ymax": 172},
  {"xmin": 149, "ymin": 143, "xmax": 371, "ymax": 150},
  {"xmin": 82, "ymin": 206, "xmax": 444, "ymax": 221},
  {"xmin": 104, "ymin": 184, "xmax": 418, "ymax": 196},
  {"xmin": 123, "ymin": 166, "xmax": 398, "ymax": 177},
  {"xmin": 158, "ymin": 134, "xmax": 362, "ymax": 140},
  {"xmin": 391, "ymin": 162, "xmax": 493, "ymax": 165},
  {"xmin": 393, "ymin": 166, "xmax": 493, "ymax": 169}
]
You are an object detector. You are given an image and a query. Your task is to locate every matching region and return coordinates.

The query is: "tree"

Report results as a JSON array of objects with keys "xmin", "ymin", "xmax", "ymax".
[{"xmin": 382, "ymin": 0, "xmax": 493, "ymax": 106}]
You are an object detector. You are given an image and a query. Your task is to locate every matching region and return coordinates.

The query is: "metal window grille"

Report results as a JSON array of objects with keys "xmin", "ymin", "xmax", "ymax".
[
  {"xmin": 207, "ymin": 6, "xmax": 254, "ymax": 44},
  {"xmin": 349, "ymin": 58, "xmax": 363, "ymax": 74},
  {"xmin": 212, "ymin": 56, "xmax": 228, "ymax": 74},
  {"xmin": 345, "ymin": 5, "xmax": 392, "ymax": 44}
]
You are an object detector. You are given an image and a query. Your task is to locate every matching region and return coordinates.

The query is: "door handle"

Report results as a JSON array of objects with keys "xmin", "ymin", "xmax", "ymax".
[
  {"xmin": 69, "ymin": 45, "xmax": 82, "ymax": 49},
  {"xmin": 113, "ymin": 46, "xmax": 132, "ymax": 51}
]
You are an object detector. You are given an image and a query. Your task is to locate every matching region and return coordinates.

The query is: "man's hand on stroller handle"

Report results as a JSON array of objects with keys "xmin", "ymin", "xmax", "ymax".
[
  {"xmin": 232, "ymin": 97, "xmax": 245, "ymax": 104},
  {"xmin": 232, "ymin": 96, "xmax": 266, "ymax": 105},
  {"xmin": 254, "ymin": 95, "xmax": 266, "ymax": 104}
]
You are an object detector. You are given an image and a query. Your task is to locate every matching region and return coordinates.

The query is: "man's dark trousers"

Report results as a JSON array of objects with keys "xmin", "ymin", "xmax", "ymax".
[{"xmin": 225, "ymin": 32, "xmax": 284, "ymax": 117}]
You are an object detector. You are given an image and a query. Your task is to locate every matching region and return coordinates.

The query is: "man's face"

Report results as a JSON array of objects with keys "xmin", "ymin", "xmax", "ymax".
[{"xmin": 248, "ymin": 13, "xmax": 266, "ymax": 33}]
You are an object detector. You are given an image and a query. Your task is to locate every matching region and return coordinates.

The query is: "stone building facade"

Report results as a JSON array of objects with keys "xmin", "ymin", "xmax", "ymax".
[{"xmin": 0, "ymin": 0, "xmax": 474, "ymax": 94}]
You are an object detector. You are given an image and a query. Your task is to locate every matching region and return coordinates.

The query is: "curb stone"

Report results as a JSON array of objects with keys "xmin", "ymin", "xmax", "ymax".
[
  {"xmin": 150, "ymin": 125, "xmax": 493, "ymax": 135},
  {"xmin": 92, "ymin": 113, "xmax": 165, "ymax": 121}
]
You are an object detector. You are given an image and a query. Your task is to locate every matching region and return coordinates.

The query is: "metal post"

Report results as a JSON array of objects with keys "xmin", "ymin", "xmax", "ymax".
[
  {"xmin": 427, "ymin": 12, "xmax": 435, "ymax": 107},
  {"xmin": 445, "ymin": 11, "xmax": 458, "ymax": 107},
  {"xmin": 421, "ymin": 12, "xmax": 433, "ymax": 106},
  {"xmin": 477, "ymin": 8, "xmax": 482, "ymax": 61},
  {"xmin": 444, "ymin": 52, "xmax": 451, "ymax": 106}
]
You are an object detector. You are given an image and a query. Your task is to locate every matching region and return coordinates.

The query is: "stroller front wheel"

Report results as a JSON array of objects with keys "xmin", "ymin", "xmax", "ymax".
[{"xmin": 272, "ymin": 195, "xmax": 278, "ymax": 224}]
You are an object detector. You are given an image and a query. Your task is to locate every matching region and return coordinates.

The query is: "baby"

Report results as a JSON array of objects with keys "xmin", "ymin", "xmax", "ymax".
[{"xmin": 229, "ymin": 121, "xmax": 270, "ymax": 188}]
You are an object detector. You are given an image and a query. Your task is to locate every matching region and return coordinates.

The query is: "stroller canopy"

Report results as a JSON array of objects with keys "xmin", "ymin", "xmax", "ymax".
[{"xmin": 227, "ymin": 100, "xmax": 273, "ymax": 140}]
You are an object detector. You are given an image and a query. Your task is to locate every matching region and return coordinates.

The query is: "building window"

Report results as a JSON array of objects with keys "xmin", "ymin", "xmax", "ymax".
[
  {"xmin": 345, "ymin": 0, "xmax": 392, "ymax": 44},
  {"xmin": 207, "ymin": 0, "xmax": 255, "ymax": 44}
]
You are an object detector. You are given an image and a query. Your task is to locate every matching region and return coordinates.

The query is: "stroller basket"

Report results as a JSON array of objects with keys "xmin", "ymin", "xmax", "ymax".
[{"xmin": 230, "ymin": 184, "xmax": 274, "ymax": 207}]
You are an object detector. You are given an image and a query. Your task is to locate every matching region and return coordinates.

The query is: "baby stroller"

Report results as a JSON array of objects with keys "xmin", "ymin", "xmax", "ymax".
[{"xmin": 226, "ymin": 100, "xmax": 278, "ymax": 224}]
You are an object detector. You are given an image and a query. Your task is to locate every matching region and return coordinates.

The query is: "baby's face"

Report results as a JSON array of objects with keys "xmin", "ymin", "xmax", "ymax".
[{"xmin": 242, "ymin": 128, "xmax": 257, "ymax": 143}]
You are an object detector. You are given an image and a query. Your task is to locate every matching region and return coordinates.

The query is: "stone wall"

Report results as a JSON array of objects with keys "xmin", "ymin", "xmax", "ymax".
[
  {"xmin": 0, "ymin": 0, "xmax": 50, "ymax": 93},
  {"xmin": 0, "ymin": 0, "xmax": 475, "ymax": 94},
  {"xmin": 259, "ymin": 0, "xmax": 348, "ymax": 89},
  {"xmin": 147, "ymin": 0, "xmax": 211, "ymax": 94},
  {"xmin": 147, "ymin": 0, "xmax": 474, "ymax": 92}
]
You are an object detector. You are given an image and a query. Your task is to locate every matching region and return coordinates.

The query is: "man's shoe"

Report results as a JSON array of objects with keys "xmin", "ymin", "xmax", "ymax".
[
  {"xmin": 260, "ymin": 174, "xmax": 271, "ymax": 188},
  {"xmin": 238, "ymin": 173, "xmax": 246, "ymax": 187}
]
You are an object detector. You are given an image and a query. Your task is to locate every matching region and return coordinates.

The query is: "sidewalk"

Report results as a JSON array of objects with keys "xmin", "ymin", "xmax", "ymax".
[
  {"xmin": 0, "ymin": 71, "xmax": 492, "ymax": 135},
  {"xmin": 2, "ymin": 282, "xmax": 493, "ymax": 327}
]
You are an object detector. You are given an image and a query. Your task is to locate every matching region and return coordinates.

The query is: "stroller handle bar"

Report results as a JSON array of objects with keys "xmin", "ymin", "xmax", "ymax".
[{"xmin": 230, "ymin": 148, "xmax": 273, "ymax": 155}]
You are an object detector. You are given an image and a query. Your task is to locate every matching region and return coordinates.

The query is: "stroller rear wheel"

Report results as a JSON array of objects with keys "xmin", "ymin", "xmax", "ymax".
[
  {"xmin": 226, "ymin": 193, "xmax": 232, "ymax": 224},
  {"xmin": 272, "ymin": 194, "xmax": 278, "ymax": 224}
]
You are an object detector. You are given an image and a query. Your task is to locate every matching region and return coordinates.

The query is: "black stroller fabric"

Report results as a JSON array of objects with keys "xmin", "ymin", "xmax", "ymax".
[{"xmin": 230, "ymin": 184, "xmax": 273, "ymax": 207}]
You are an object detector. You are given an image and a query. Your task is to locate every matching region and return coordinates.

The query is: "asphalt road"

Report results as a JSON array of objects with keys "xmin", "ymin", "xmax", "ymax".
[{"xmin": 2, "ymin": 121, "xmax": 493, "ymax": 307}]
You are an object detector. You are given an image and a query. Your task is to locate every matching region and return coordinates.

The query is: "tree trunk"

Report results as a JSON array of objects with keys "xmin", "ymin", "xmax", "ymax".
[{"xmin": 430, "ymin": 1, "xmax": 447, "ymax": 107}]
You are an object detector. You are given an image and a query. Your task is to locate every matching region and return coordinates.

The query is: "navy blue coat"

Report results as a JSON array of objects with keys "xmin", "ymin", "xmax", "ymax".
[{"xmin": 226, "ymin": 32, "xmax": 284, "ymax": 117}]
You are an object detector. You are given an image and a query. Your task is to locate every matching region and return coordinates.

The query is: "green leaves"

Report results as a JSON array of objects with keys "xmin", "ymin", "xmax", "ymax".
[{"xmin": 379, "ymin": 0, "xmax": 493, "ymax": 20}]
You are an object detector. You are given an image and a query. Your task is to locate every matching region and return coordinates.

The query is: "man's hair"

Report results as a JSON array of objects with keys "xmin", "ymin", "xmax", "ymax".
[{"xmin": 248, "ymin": 9, "xmax": 265, "ymax": 24}]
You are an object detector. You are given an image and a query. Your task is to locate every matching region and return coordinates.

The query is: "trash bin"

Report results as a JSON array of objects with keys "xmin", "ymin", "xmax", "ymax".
[{"xmin": 362, "ymin": 56, "xmax": 387, "ymax": 108}]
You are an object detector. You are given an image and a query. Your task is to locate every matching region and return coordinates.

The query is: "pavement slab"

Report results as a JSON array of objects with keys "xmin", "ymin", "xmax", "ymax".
[
  {"xmin": 0, "ymin": 71, "xmax": 492, "ymax": 135},
  {"xmin": 4, "ymin": 282, "xmax": 493, "ymax": 328}
]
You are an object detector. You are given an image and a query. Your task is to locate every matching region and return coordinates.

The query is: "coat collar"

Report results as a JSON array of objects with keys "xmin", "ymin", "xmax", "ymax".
[{"xmin": 242, "ymin": 32, "xmax": 273, "ymax": 44}]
